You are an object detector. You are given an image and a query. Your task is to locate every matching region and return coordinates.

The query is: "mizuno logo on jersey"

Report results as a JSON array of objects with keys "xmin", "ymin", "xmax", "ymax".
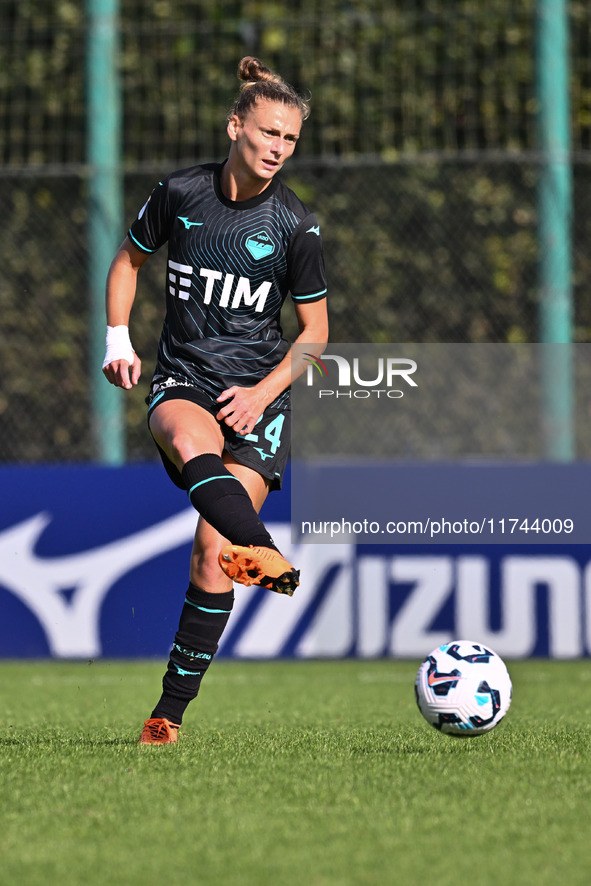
[
  {"xmin": 245, "ymin": 230, "xmax": 275, "ymax": 260},
  {"xmin": 178, "ymin": 216, "xmax": 204, "ymax": 229},
  {"xmin": 307, "ymin": 225, "xmax": 320, "ymax": 236}
]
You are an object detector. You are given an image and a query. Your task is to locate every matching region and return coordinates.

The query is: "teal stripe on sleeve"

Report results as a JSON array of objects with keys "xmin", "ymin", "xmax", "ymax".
[
  {"xmin": 128, "ymin": 229, "xmax": 156, "ymax": 253},
  {"xmin": 292, "ymin": 288, "xmax": 327, "ymax": 301}
]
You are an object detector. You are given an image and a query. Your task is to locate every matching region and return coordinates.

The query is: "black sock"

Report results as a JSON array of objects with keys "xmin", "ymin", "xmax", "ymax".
[
  {"xmin": 181, "ymin": 453, "xmax": 278, "ymax": 550},
  {"xmin": 151, "ymin": 583, "xmax": 234, "ymax": 725}
]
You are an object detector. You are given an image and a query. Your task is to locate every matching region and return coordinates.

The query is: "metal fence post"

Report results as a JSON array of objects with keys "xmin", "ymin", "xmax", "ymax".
[
  {"xmin": 536, "ymin": 0, "xmax": 574, "ymax": 461},
  {"xmin": 86, "ymin": 0, "xmax": 125, "ymax": 464}
]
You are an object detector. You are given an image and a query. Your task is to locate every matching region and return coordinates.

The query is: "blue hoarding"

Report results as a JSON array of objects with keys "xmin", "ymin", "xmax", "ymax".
[{"xmin": 1, "ymin": 463, "xmax": 590, "ymax": 659}]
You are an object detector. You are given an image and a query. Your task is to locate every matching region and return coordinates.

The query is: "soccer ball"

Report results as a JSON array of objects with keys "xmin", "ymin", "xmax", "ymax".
[{"xmin": 415, "ymin": 641, "xmax": 512, "ymax": 736}]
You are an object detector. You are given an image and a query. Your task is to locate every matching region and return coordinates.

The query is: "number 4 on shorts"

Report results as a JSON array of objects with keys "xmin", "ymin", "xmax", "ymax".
[
  {"xmin": 244, "ymin": 414, "xmax": 285, "ymax": 455},
  {"xmin": 264, "ymin": 414, "xmax": 284, "ymax": 454}
]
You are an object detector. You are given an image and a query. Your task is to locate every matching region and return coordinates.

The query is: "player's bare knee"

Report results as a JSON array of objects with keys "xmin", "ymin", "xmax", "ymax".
[{"xmin": 166, "ymin": 429, "xmax": 204, "ymax": 470}]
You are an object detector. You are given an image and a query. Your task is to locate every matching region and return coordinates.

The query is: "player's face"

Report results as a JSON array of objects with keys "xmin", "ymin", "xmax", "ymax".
[{"xmin": 227, "ymin": 100, "xmax": 302, "ymax": 185}]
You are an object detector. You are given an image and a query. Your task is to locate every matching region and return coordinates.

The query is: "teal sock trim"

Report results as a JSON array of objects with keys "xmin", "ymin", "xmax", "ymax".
[
  {"xmin": 187, "ymin": 475, "xmax": 240, "ymax": 498},
  {"xmin": 184, "ymin": 597, "xmax": 232, "ymax": 614}
]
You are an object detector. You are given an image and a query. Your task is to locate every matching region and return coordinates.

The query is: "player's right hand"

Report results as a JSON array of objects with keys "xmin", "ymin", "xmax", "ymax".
[{"xmin": 103, "ymin": 353, "xmax": 142, "ymax": 390}]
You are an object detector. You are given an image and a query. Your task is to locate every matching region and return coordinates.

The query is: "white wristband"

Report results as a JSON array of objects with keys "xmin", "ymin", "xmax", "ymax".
[{"xmin": 102, "ymin": 325, "xmax": 135, "ymax": 368}]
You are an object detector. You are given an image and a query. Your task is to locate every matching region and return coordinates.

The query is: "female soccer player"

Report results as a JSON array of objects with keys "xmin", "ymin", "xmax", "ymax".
[{"xmin": 102, "ymin": 57, "xmax": 328, "ymax": 744}]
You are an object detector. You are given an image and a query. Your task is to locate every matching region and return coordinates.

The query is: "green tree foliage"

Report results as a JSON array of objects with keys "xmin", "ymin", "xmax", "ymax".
[{"xmin": 0, "ymin": 0, "xmax": 589, "ymax": 461}]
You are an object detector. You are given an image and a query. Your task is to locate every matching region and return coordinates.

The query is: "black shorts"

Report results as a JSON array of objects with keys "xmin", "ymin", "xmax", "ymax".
[{"xmin": 146, "ymin": 378, "xmax": 290, "ymax": 492}]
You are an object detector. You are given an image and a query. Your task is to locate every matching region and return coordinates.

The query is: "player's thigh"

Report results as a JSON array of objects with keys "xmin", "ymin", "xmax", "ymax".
[{"xmin": 148, "ymin": 398, "xmax": 224, "ymax": 468}]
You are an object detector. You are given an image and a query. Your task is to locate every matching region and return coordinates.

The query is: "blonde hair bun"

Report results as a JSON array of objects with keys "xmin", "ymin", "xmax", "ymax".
[{"xmin": 229, "ymin": 57, "xmax": 310, "ymax": 121}]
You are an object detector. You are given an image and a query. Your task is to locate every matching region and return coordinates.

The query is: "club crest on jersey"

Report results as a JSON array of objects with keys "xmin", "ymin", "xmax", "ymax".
[{"xmin": 245, "ymin": 230, "xmax": 275, "ymax": 261}]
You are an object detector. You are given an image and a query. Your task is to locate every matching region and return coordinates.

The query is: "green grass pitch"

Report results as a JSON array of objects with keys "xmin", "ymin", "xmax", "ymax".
[{"xmin": 1, "ymin": 658, "xmax": 590, "ymax": 886}]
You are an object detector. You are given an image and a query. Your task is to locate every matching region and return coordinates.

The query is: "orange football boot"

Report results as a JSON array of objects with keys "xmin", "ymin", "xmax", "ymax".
[
  {"xmin": 138, "ymin": 718, "xmax": 180, "ymax": 745},
  {"xmin": 219, "ymin": 545, "xmax": 300, "ymax": 596}
]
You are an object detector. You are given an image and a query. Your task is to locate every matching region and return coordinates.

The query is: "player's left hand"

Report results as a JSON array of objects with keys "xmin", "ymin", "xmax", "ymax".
[{"xmin": 216, "ymin": 385, "xmax": 269, "ymax": 436}]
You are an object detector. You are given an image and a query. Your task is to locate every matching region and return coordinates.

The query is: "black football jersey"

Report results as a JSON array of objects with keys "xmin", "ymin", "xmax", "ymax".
[{"xmin": 128, "ymin": 162, "xmax": 327, "ymax": 406}]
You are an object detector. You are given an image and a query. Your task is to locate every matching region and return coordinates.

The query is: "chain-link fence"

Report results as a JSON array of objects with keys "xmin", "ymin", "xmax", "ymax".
[{"xmin": 1, "ymin": 1, "xmax": 590, "ymax": 462}]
